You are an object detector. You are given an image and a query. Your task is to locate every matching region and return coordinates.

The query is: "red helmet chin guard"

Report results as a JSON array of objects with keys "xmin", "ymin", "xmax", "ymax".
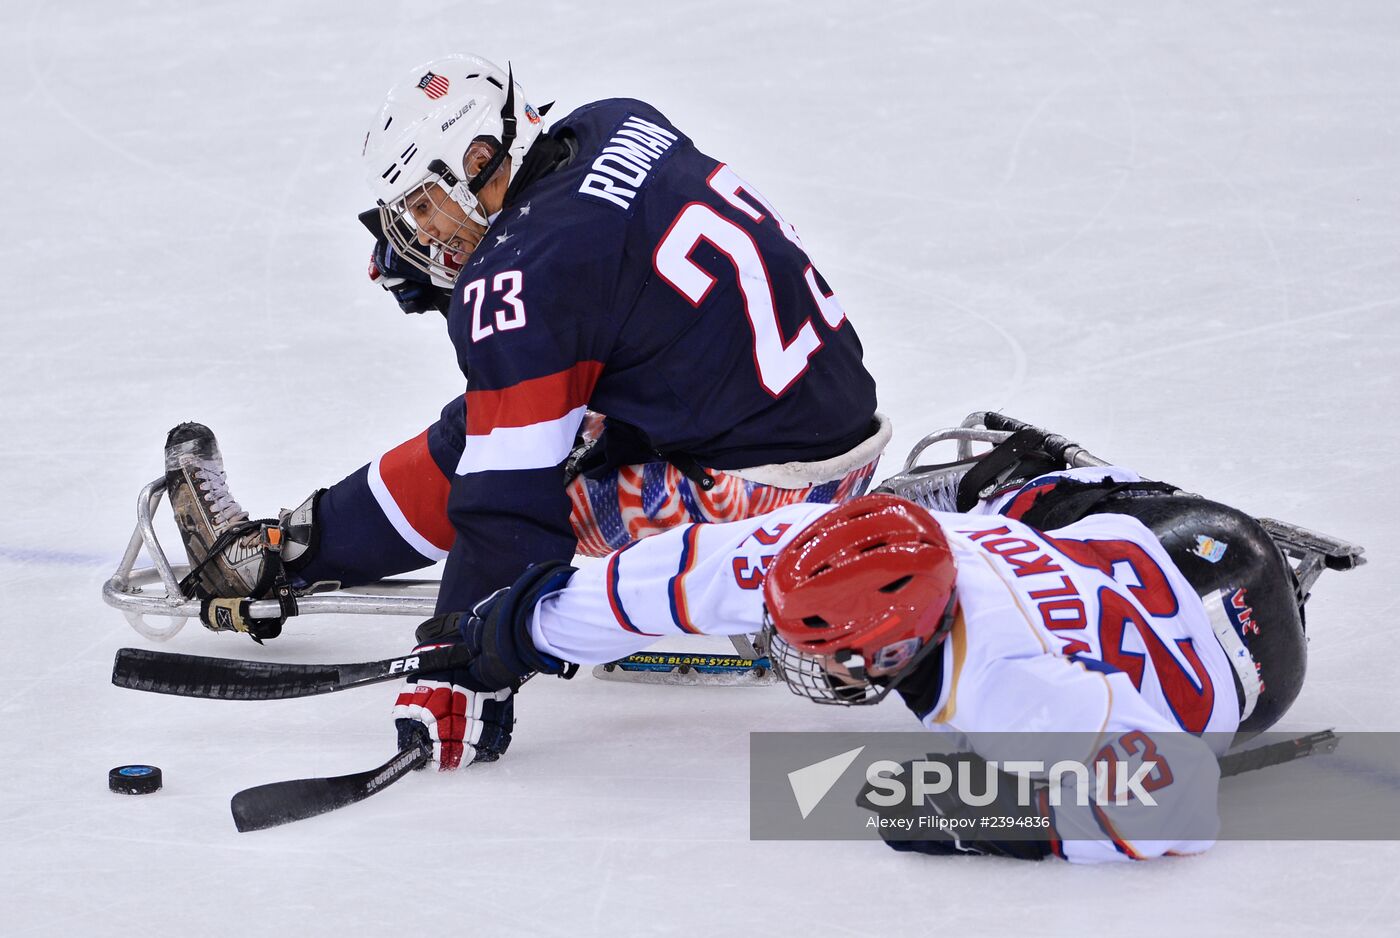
[{"xmin": 762, "ymin": 494, "xmax": 958, "ymax": 703}]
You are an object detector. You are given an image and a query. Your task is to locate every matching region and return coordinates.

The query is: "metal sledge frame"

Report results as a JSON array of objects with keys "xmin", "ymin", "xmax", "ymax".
[
  {"xmin": 102, "ymin": 479, "xmax": 765, "ymax": 661},
  {"xmin": 878, "ymin": 411, "xmax": 1367, "ymax": 599},
  {"xmin": 103, "ymin": 412, "xmax": 1365, "ymax": 645},
  {"xmin": 103, "ymin": 478, "xmax": 440, "ymax": 641}
]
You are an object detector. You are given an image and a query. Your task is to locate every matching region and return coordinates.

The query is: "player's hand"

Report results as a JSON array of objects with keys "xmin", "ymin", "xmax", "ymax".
[
  {"xmin": 358, "ymin": 208, "xmax": 452, "ymax": 316},
  {"xmin": 412, "ymin": 561, "xmax": 579, "ymax": 692},
  {"xmin": 857, "ymin": 753, "xmax": 1053, "ymax": 861},
  {"xmin": 391, "ymin": 561, "xmax": 578, "ymax": 769},
  {"xmin": 369, "ymin": 238, "xmax": 452, "ymax": 316},
  {"xmin": 392, "ymin": 643, "xmax": 515, "ymax": 770}
]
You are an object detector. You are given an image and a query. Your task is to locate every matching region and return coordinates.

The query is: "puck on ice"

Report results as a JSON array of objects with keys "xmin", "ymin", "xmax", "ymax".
[{"xmin": 109, "ymin": 764, "xmax": 162, "ymax": 795}]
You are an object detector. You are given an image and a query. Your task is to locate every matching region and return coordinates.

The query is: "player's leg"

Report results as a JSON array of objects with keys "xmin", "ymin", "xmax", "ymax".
[
  {"xmin": 284, "ymin": 396, "xmax": 464, "ymax": 589},
  {"xmin": 567, "ymin": 413, "xmax": 891, "ymax": 556},
  {"xmin": 167, "ymin": 397, "xmax": 465, "ymax": 611}
]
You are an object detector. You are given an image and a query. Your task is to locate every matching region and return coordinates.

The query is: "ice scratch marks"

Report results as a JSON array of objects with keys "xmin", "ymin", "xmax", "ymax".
[
  {"xmin": 0, "ymin": 545, "xmax": 109, "ymax": 566},
  {"xmin": 1011, "ymin": 7, "xmax": 1141, "ymax": 277},
  {"xmin": 1099, "ymin": 294, "xmax": 1396, "ymax": 370},
  {"xmin": 999, "ymin": 76, "xmax": 1077, "ymax": 189}
]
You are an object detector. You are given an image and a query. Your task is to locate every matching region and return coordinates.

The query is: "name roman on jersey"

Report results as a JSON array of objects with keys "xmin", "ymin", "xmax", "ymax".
[{"xmin": 577, "ymin": 116, "xmax": 679, "ymax": 210}]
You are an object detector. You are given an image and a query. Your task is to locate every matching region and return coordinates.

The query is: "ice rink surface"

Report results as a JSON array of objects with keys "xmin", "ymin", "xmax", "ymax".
[{"xmin": 2, "ymin": 1, "xmax": 1397, "ymax": 934}]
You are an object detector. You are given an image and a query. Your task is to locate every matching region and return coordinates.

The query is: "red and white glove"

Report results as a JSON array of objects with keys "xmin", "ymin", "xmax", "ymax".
[{"xmin": 391, "ymin": 644, "xmax": 515, "ymax": 771}]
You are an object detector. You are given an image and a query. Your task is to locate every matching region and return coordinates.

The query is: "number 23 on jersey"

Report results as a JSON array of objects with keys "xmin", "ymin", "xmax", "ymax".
[{"xmin": 654, "ymin": 165, "xmax": 847, "ymax": 398}]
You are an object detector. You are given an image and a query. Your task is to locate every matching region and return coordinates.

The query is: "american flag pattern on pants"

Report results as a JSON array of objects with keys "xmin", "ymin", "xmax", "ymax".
[{"xmin": 566, "ymin": 458, "xmax": 879, "ymax": 558}]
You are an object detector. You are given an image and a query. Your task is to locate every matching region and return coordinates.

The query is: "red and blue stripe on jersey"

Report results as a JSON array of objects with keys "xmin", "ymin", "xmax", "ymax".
[
  {"xmin": 460, "ymin": 361, "xmax": 604, "ymax": 474},
  {"xmin": 667, "ymin": 524, "xmax": 704, "ymax": 634},
  {"xmin": 605, "ymin": 542, "xmax": 660, "ymax": 636}
]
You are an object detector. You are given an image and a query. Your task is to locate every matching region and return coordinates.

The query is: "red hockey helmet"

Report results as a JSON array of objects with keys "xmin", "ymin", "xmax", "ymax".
[{"xmin": 762, "ymin": 494, "xmax": 958, "ymax": 704}]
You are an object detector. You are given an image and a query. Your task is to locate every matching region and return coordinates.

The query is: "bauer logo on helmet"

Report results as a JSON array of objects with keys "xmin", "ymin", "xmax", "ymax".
[{"xmin": 441, "ymin": 98, "xmax": 478, "ymax": 133}]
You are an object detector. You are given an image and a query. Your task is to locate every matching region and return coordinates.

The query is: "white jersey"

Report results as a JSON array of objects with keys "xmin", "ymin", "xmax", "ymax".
[{"xmin": 531, "ymin": 468, "xmax": 1237, "ymax": 863}]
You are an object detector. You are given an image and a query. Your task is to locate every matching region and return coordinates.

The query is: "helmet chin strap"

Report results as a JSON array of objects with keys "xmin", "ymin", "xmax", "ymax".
[
  {"xmin": 425, "ymin": 63, "xmax": 518, "ymax": 231},
  {"xmin": 467, "ymin": 62, "xmax": 518, "ymax": 198}
]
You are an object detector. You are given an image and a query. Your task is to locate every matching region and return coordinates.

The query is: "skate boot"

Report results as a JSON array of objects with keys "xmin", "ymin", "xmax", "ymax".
[
  {"xmin": 165, "ymin": 422, "xmax": 268, "ymax": 598},
  {"xmin": 165, "ymin": 422, "xmax": 315, "ymax": 641}
]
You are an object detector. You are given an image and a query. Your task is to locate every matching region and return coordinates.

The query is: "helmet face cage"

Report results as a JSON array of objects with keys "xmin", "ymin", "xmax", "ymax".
[
  {"xmin": 378, "ymin": 164, "xmax": 486, "ymax": 288},
  {"xmin": 760, "ymin": 591, "xmax": 958, "ymax": 707},
  {"xmin": 761, "ymin": 620, "xmax": 887, "ymax": 706}
]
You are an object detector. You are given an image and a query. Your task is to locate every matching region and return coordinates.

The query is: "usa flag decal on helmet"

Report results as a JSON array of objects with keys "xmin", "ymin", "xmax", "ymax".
[{"xmin": 417, "ymin": 72, "xmax": 450, "ymax": 99}]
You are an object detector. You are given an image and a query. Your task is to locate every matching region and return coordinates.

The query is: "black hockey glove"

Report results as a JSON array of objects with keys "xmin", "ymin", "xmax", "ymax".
[
  {"xmin": 392, "ymin": 562, "xmax": 579, "ymax": 770},
  {"xmin": 358, "ymin": 208, "xmax": 452, "ymax": 316},
  {"xmin": 857, "ymin": 753, "xmax": 1053, "ymax": 861},
  {"xmin": 419, "ymin": 560, "xmax": 579, "ymax": 691}
]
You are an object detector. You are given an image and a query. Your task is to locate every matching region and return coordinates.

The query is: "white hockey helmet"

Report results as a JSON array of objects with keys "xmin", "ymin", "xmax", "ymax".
[{"xmin": 362, "ymin": 54, "xmax": 545, "ymax": 285}]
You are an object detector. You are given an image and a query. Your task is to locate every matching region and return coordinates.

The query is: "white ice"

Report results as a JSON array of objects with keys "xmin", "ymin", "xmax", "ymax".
[{"xmin": 2, "ymin": 1, "xmax": 1397, "ymax": 935}]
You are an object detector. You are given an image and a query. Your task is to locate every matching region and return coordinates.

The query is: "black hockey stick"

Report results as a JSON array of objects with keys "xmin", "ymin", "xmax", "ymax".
[
  {"xmin": 1218, "ymin": 729, "xmax": 1339, "ymax": 779},
  {"xmin": 231, "ymin": 742, "xmax": 431, "ymax": 832},
  {"xmin": 229, "ymin": 674, "xmax": 536, "ymax": 831},
  {"xmin": 111, "ymin": 645, "xmax": 477, "ymax": 700}
]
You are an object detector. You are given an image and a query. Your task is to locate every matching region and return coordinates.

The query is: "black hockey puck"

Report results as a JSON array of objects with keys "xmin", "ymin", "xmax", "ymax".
[{"xmin": 109, "ymin": 764, "xmax": 162, "ymax": 795}]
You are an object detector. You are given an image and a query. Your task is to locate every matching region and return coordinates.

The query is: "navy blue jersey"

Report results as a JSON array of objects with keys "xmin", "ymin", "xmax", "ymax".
[{"xmin": 436, "ymin": 98, "xmax": 878, "ymax": 613}]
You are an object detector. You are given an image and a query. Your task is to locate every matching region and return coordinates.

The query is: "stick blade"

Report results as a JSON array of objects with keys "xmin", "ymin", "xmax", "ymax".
[
  {"xmin": 230, "ymin": 745, "xmax": 429, "ymax": 832},
  {"xmin": 231, "ymin": 777, "xmax": 357, "ymax": 832}
]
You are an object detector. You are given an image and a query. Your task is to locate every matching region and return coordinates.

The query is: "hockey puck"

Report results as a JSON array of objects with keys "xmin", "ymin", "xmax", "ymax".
[{"xmin": 109, "ymin": 764, "xmax": 162, "ymax": 795}]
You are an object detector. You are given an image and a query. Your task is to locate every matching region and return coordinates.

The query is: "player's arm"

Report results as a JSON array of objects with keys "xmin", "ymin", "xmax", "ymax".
[
  {"xmin": 358, "ymin": 208, "xmax": 454, "ymax": 316},
  {"xmin": 432, "ymin": 251, "xmax": 606, "ymax": 615},
  {"xmin": 531, "ymin": 503, "xmax": 837, "ymax": 665},
  {"xmin": 391, "ymin": 232, "xmax": 625, "ymax": 765},
  {"xmin": 437, "ymin": 458, "xmax": 581, "ymax": 615},
  {"xmin": 391, "ymin": 507, "xmax": 832, "ymax": 768}
]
